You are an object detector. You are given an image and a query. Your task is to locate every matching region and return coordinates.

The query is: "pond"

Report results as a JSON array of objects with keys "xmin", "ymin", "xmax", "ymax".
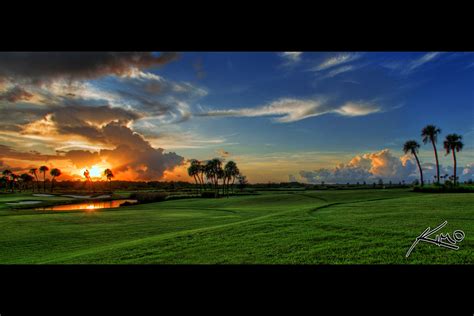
[{"xmin": 34, "ymin": 199, "xmax": 138, "ymax": 211}]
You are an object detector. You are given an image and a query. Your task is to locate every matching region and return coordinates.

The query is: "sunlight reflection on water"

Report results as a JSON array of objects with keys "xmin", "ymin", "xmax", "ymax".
[{"xmin": 35, "ymin": 199, "xmax": 137, "ymax": 211}]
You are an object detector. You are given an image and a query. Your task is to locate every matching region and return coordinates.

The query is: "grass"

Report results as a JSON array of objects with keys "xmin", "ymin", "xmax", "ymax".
[{"xmin": 0, "ymin": 189, "xmax": 472, "ymax": 264}]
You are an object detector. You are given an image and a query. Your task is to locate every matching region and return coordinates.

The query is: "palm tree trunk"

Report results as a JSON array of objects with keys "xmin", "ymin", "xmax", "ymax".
[
  {"xmin": 193, "ymin": 175, "xmax": 198, "ymax": 195},
  {"xmin": 51, "ymin": 177, "xmax": 55, "ymax": 192},
  {"xmin": 432, "ymin": 141, "xmax": 440, "ymax": 184},
  {"xmin": 413, "ymin": 152, "xmax": 424, "ymax": 187},
  {"xmin": 43, "ymin": 172, "xmax": 46, "ymax": 192},
  {"xmin": 453, "ymin": 151, "xmax": 457, "ymax": 186}
]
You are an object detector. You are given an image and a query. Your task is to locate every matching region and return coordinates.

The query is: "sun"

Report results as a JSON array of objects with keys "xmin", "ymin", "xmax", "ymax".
[{"xmin": 79, "ymin": 163, "xmax": 111, "ymax": 180}]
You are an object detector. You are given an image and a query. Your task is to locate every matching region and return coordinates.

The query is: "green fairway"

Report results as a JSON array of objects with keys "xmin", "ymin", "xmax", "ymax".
[{"xmin": 0, "ymin": 189, "xmax": 472, "ymax": 264}]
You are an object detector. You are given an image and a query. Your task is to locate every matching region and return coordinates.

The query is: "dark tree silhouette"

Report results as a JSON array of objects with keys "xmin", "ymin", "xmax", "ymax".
[
  {"xmin": 223, "ymin": 161, "xmax": 239, "ymax": 197},
  {"xmin": 403, "ymin": 140, "xmax": 424, "ymax": 187},
  {"xmin": 443, "ymin": 134, "xmax": 463, "ymax": 186},
  {"xmin": 2, "ymin": 170, "xmax": 12, "ymax": 192},
  {"xmin": 20, "ymin": 173, "xmax": 34, "ymax": 191},
  {"xmin": 104, "ymin": 169, "xmax": 114, "ymax": 192},
  {"xmin": 29, "ymin": 168, "xmax": 39, "ymax": 192},
  {"xmin": 187, "ymin": 160, "xmax": 202, "ymax": 194},
  {"xmin": 50, "ymin": 168, "xmax": 61, "ymax": 192},
  {"xmin": 421, "ymin": 125, "xmax": 442, "ymax": 185},
  {"xmin": 39, "ymin": 166, "xmax": 49, "ymax": 192}
]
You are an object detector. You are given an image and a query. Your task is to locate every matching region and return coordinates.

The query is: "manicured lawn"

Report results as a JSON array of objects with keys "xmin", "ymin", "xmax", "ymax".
[{"xmin": 0, "ymin": 189, "xmax": 472, "ymax": 264}]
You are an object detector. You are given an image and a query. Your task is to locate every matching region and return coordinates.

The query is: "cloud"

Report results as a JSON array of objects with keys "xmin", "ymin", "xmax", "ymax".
[
  {"xmin": 0, "ymin": 52, "xmax": 179, "ymax": 84},
  {"xmin": 279, "ymin": 52, "xmax": 303, "ymax": 65},
  {"xmin": 0, "ymin": 86, "xmax": 33, "ymax": 102},
  {"xmin": 216, "ymin": 149, "xmax": 230, "ymax": 158},
  {"xmin": 406, "ymin": 52, "xmax": 442, "ymax": 73},
  {"xmin": 20, "ymin": 105, "xmax": 141, "ymax": 143},
  {"xmin": 63, "ymin": 150, "xmax": 102, "ymax": 169},
  {"xmin": 321, "ymin": 65, "xmax": 356, "ymax": 78},
  {"xmin": 197, "ymin": 98, "xmax": 381, "ymax": 123},
  {"xmin": 312, "ymin": 53, "xmax": 361, "ymax": 71},
  {"xmin": 298, "ymin": 148, "xmax": 474, "ymax": 184},
  {"xmin": 299, "ymin": 149, "xmax": 416, "ymax": 184},
  {"xmin": 0, "ymin": 144, "xmax": 66, "ymax": 162},
  {"xmin": 383, "ymin": 52, "xmax": 444, "ymax": 75}
]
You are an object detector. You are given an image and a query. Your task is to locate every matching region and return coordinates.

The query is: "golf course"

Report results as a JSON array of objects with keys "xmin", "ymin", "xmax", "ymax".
[{"xmin": 1, "ymin": 189, "xmax": 472, "ymax": 264}]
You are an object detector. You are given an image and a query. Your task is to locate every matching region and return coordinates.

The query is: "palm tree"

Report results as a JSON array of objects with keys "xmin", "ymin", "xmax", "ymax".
[
  {"xmin": 2, "ymin": 170, "xmax": 12, "ymax": 192},
  {"xmin": 20, "ymin": 173, "xmax": 34, "ymax": 191},
  {"xmin": 50, "ymin": 168, "xmax": 61, "ymax": 192},
  {"xmin": 403, "ymin": 140, "xmax": 424, "ymax": 187},
  {"xmin": 104, "ymin": 168, "xmax": 114, "ymax": 192},
  {"xmin": 443, "ymin": 134, "xmax": 463, "ymax": 186},
  {"xmin": 29, "ymin": 168, "xmax": 39, "ymax": 192},
  {"xmin": 39, "ymin": 166, "xmax": 49, "ymax": 192},
  {"xmin": 205, "ymin": 158, "xmax": 223, "ymax": 197},
  {"xmin": 198, "ymin": 163, "xmax": 206, "ymax": 192},
  {"xmin": 421, "ymin": 125, "xmax": 442, "ymax": 185},
  {"xmin": 187, "ymin": 160, "xmax": 201, "ymax": 194},
  {"xmin": 224, "ymin": 161, "xmax": 239, "ymax": 197},
  {"xmin": 83, "ymin": 169, "xmax": 93, "ymax": 192}
]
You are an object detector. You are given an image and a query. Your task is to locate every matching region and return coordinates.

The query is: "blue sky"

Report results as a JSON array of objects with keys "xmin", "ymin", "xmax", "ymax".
[
  {"xmin": 150, "ymin": 52, "xmax": 474, "ymax": 182},
  {"xmin": 0, "ymin": 52, "xmax": 473, "ymax": 182}
]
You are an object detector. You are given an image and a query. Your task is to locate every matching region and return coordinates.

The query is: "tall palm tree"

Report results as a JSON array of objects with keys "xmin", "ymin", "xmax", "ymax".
[
  {"xmin": 39, "ymin": 166, "xmax": 49, "ymax": 192},
  {"xmin": 2, "ymin": 170, "xmax": 12, "ymax": 192},
  {"xmin": 187, "ymin": 160, "xmax": 201, "ymax": 194},
  {"xmin": 403, "ymin": 140, "xmax": 424, "ymax": 187},
  {"xmin": 104, "ymin": 168, "xmax": 114, "ymax": 192},
  {"xmin": 421, "ymin": 125, "xmax": 442, "ymax": 185},
  {"xmin": 224, "ymin": 161, "xmax": 239, "ymax": 197},
  {"xmin": 205, "ymin": 158, "xmax": 223, "ymax": 197},
  {"xmin": 443, "ymin": 134, "xmax": 463, "ymax": 186},
  {"xmin": 50, "ymin": 168, "xmax": 61, "ymax": 192},
  {"xmin": 29, "ymin": 168, "xmax": 39, "ymax": 192},
  {"xmin": 198, "ymin": 163, "xmax": 206, "ymax": 192}
]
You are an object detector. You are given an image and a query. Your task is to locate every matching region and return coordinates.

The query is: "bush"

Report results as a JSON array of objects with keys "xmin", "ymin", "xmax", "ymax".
[
  {"xmin": 201, "ymin": 191, "xmax": 217, "ymax": 198},
  {"xmin": 129, "ymin": 192, "xmax": 169, "ymax": 203},
  {"xmin": 413, "ymin": 185, "xmax": 474, "ymax": 193}
]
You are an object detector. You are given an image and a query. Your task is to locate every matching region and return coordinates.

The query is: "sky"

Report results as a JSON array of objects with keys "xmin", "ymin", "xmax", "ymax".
[{"xmin": 0, "ymin": 52, "xmax": 473, "ymax": 183}]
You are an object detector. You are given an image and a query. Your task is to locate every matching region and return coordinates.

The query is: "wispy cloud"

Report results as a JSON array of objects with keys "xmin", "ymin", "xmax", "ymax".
[
  {"xmin": 312, "ymin": 53, "xmax": 362, "ymax": 72},
  {"xmin": 279, "ymin": 52, "xmax": 303, "ymax": 66},
  {"xmin": 197, "ymin": 98, "xmax": 381, "ymax": 123},
  {"xmin": 380, "ymin": 52, "xmax": 445, "ymax": 75},
  {"xmin": 404, "ymin": 52, "xmax": 443, "ymax": 73}
]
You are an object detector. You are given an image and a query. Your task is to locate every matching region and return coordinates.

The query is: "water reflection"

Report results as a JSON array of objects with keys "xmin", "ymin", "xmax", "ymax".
[{"xmin": 35, "ymin": 199, "xmax": 137, "ymax": 211}]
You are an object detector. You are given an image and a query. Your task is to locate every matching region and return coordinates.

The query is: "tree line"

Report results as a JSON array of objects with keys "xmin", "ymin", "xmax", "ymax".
[
  {"xmin": 1, "ymin": 166, "xmax": 62, "ymax": 193},
  {"xmin": 1, "ymin": 167, "xmax": 115, "ymax": 193},
  {"xmin": 403, "ymin": 125, "xmax": 464, "ymax": 187}
]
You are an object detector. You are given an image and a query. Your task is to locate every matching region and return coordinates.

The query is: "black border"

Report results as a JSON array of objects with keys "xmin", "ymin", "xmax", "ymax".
[{"xmin": 1, "ymin": 17, "xmax": 473, "ymax": 315}]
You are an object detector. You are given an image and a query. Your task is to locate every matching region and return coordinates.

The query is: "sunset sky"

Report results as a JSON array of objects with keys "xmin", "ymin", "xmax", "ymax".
[{"xmin": 0, "ymin": 52, "xmax": 473, "ymax": 183}]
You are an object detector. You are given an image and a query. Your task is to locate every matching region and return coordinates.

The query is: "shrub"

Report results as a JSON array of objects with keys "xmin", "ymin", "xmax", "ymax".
[
  {"xmin": 201, "ymin": 191, "xmax": 217, "ymax": 198},
  {"xmin": 129, "ymin": 192, "xmax": 169, "ymax": 204},
  {"xmin": 413, "ymin": 185, "xmax": 474, "ymax": 193}
]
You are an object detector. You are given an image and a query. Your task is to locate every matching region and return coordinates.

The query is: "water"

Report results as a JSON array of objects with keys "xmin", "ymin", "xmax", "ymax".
[
  {"xmin": 34, "ymin": 199, "xmax": 137, "ymax": 211},
  {"xmin": 6, "ymin": 201, "xmax": 42, "ymax": 205}
]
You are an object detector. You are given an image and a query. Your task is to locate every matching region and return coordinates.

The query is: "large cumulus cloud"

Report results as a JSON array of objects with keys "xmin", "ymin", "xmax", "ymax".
[
  {"xmin": 298, "ymin": 149, "xmax": 473, "ymax": 184},
  {"xmin": 299, "ymin": 149, "xmax": 416, "ymax": 184}
]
